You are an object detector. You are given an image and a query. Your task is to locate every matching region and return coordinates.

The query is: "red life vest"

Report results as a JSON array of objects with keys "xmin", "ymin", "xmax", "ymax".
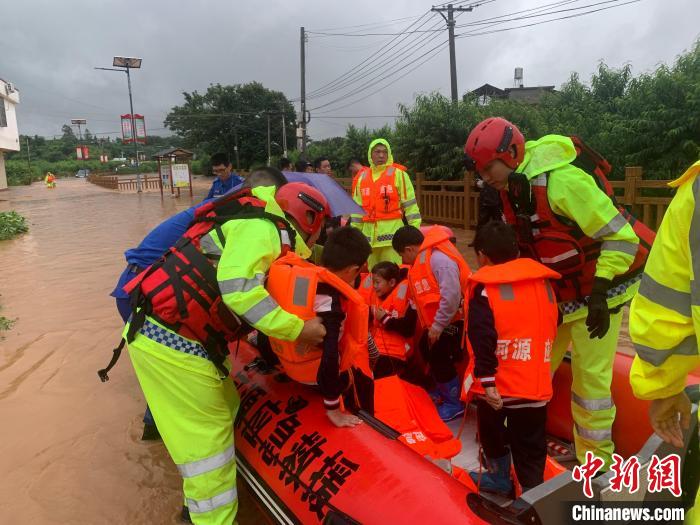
[
  {"xmin": 408, "ymin": 226, "xmax": 471, "ymax": 329},
  {"xmin": 266, "ymin": 253, "xmax": 371, "ymax": 384},
  {"xmin": 467, "ymin": 258, "xmax": 560, "ymax": 401},
  {"xmin": 357, "ymin": 273, "xmax": 375, "ymax": 306},
  {"xmin": 355, "ymin": 165, "xmax": 407, "ymax": 223},
  {"xmin": 371, "ymin": 280, "xmax": 412, "ymax": 360},
  {"xmin": 500, "ymin": 136, "xmax": 655, "ymax": 302},
  {"xmin": 123, "ymin": 188, "xmax": 295, "ymax": 371}
]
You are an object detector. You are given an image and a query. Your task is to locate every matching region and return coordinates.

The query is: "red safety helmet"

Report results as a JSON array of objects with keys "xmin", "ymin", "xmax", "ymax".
[
  {"xmin": 275, "ymin": 182, "xmax": 330, "ymax": 235},
  {"xmin": 464, "ymin": 117, "xmax": 525, "ymax": 173}
]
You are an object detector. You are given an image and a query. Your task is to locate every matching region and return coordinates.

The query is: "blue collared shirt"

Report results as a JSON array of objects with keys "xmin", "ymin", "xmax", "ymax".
[{"xmin": 206, "ymin": 173, "xmax": 244, "ymax": 199}]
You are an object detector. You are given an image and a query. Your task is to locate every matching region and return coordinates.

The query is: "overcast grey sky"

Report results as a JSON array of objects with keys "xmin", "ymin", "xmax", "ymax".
[{"xmin": 2, "ymin": 0, "xmax": 697, "ymax": 143}]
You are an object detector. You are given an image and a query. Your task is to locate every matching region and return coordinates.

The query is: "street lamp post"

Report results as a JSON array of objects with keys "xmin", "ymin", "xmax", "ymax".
[
  {"xmin": 70, "ymin": 118, "xmax": 86, "ymax": 142},
  {"xmin": 95, "ymin": 56, "xmax": 143, "ymax": 192}
]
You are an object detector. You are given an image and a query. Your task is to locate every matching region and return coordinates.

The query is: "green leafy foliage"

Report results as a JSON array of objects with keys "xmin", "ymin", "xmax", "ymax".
[
  {"xmin": 164, "ymin": 82, "xmax": 296, "ymax": 169},
  {"xmin": 304, "ymin": 39, "xmax": 700, "ymax": 181},
  {"xmin": 0, "ymin": 211, "xmax": 29, "ymax": 241}
]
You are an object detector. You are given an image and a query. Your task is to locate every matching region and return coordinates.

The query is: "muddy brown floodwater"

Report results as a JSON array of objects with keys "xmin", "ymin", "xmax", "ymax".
[
  {"xmin": 0, "ymin": 177, "xmax": 633, "ymax": 524},
  {"xmin": 0, "ymin": 178, "xmax": 272, "ymax": 524}
]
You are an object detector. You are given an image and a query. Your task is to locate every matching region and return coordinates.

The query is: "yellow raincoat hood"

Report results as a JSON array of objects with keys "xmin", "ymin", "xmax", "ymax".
[
  {"xmin": 368, "ymin": 138, "xmax": 394, "ymax": 173},
  {"xmin": 517, "ymin": 134, "xmax": 578, "ymax": 180}
]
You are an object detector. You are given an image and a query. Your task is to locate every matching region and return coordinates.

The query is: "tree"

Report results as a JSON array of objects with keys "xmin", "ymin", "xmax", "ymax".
[{"xmin": 164, "ymin": 82, "xmax": 296, "ymax": 168}]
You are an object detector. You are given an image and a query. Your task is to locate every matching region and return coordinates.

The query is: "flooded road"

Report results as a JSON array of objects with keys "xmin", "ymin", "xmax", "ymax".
[
  {"xmin": 0, "ymin": 177, "xmax": 632, "ymax": 524},
  {"xmin": 0, "ymin": 178, "xmax": 270, "ymax": 524}
]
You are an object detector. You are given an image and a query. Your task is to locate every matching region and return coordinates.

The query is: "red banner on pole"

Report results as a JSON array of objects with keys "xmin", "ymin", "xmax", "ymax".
[{"xmin": 121, "ymin": 114, "xmax": 147, "ymax": 144}]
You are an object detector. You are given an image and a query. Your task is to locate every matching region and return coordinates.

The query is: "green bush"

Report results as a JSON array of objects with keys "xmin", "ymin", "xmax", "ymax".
[
  {"xmin": 0, "ymin": 211, "xmax": 29, "ymax": 240},
  {"xmin": 6, "ymin": 161, "xmax": 39, "ymax": 185}
]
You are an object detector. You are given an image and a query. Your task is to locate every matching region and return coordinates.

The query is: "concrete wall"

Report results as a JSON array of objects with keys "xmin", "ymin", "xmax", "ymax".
[{"xmin": 0, "ymin": 79, "xmax": 20, "ymax": 153}]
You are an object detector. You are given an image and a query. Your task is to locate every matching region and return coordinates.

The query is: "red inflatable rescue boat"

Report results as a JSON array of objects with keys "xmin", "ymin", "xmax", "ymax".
[{"xmin": 231, "ymin": 342, "xmax": 700, "ymax": 524}]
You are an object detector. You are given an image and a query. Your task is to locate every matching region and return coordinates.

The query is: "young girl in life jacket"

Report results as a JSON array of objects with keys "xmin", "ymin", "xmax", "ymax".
[{"xmin": 370, "ymin": 262, "xmax": 418, "ymax": 379}]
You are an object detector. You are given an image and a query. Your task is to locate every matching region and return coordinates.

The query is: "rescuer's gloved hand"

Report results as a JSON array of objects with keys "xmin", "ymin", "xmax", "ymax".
[{"xmin": 586, "ymin": 277, "xmax": 611, "ymax": 339}]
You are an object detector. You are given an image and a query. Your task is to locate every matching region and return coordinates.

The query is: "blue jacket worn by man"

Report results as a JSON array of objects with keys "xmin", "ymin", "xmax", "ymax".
[
  {"xmin": 111, "ymin": 203, "xmax": 209, "ymax": 321},
  {"xmin": 206, "ymin": 173, "xmax": 244, "ymax": 199}
]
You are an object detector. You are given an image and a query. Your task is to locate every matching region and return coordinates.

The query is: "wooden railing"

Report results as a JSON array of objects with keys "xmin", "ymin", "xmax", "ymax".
[
  {"xmin": 609, "ymin": 166, "xmax": 674, "ymax": 231},
  {"xmin": 336, "ymin": 167, "xmax": 674, "ymax": 231},
  {"xmin": 89, "ymin": 166, "xmax": 675, "ymax": 231},
  {"xmin": 88, "ymin": 173, "xmax": 162, "ymax": 192}
]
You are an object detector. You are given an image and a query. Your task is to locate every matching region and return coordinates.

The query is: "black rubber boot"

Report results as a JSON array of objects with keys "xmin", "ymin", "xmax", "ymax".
[{"xmin": 141, "ymin": 423, "xmax": 161, "ymax": 441}]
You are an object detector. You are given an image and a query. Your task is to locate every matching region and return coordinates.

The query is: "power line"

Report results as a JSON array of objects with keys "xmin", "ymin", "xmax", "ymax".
[
  {"xmin": 307, "ymin": 28, "xmax": 443, "ymax": 37},
  {"xmin": 314, "ymin": 39, "xmax": 450, "ymax": 115},
  {"xmin": 431, "ymin": 0, "xmax": 498, "ymax": 10},
  {"xmin": 312, "ymin": 114, "xmax": 401, "ymax": 118},
  {"xmin": 456, "ymin": 0, "xmax": 640, "ymax": 38},
  {"xmin": 305, "ymin": 14, "xmax": 448, "ymax": 103},
  {"xmin": 308, "ymin": 14, "xmax": 425, "ymax": 33},
  {"xmin": 455, "ymin": 0, "xmax": 630, "ymax": 29},
  {"xmin": 302, "ymin": 0, "xmax": 584, "ymax": 104},
  {"xmin": 298, "ymin": 11, "xmax": 436, "ymax": 101},
  {"xmin": 309, "ymin": 0, "xmax": 638, "ymax": 115},
  {"xmin": 309, "ymin": 31, "xmax": 447, "ymax": 111}
]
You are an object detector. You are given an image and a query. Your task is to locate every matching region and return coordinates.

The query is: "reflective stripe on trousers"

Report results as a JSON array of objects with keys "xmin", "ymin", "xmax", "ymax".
[
  {"xmin": 127, "ymin": 335, "xmax": 240, "ymax": 524},
  {"xmin": 550, "ymin": 310, "xmax": 623, "ymax": 467}
]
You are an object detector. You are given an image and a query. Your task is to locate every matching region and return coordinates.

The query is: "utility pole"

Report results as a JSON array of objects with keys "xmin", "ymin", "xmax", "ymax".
[
  {"xmin": 233, "ymin": 119, "xmax": 240, "ymax": 171},
  {"xmin": 25, "ymin": 136, "xmax": 31, "ymax": 173},
  {"xmin": 266, "ymin": 112, "xmax": 271, "ymax": 166},
  {"xmin": 300, "ymin": 27, "xmax": 308, "ymax": 153},
  {"xmin": 281, "ymin": 113, "xmax": 288, "ymax": 158},
  {"xmin": 431, "ymin": 3, "xmax": 474, "ymax": 103}
]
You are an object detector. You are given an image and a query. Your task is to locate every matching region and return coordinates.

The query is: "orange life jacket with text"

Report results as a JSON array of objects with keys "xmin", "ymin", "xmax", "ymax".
[
  {"xmin": 355, "ymin": 165, "xmax": 407, "ymax": 222},
  {"xmin": 408, "ymin": 226, "xmax": 471, "ymax": 329},
  {"xmin": 266, "ymin": 253, "xmax": 371, "ymax": 384},
  {"xmin": 371, "ymin": 279, "xmax": 412, "ymax": 360},
  {"xmin": 466, "ymin": 258, "xmax": 560, "ymax": 402}
]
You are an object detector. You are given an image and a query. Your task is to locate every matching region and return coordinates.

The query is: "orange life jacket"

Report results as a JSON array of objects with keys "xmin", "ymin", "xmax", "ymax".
[
  {"xmin": 371, "ymin": 280, "xmax": 412, "ymax": 360},
  {"xmin": 266, "ymin": 253, "xmax": 371, "ymax": 384},
  {"xmin": 408, "ymin": 226, "xmax": 471, "ymax": 329},
  {"xmin": 374, "ymin": 375, "xmax": 461, "ymax": 459},
  {"xmin": 467, "ymin": 258, "xmax": 560, "ymax": 402},
  {"xmin": 355, "ymin": 165, "xmax": 406, "ymax": 222},
  {"xmin": 357, "ymin": 273, "xmax": 375, "ymax": 306}
]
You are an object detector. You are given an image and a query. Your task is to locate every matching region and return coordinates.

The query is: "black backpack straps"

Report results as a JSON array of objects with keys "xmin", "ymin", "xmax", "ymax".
[
  {"xmin": 203, "ymin": 324, "xmax": 235, "ymax": 379},
  {"xmin": 98, "ymin": 338, "xmax": 126, "ymax": 382}
]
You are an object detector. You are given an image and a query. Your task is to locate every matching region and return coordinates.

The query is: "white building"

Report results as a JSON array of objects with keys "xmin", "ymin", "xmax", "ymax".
[{"xmin": 0, "ymin": 78, "xmax": 21, "ymax": 190}]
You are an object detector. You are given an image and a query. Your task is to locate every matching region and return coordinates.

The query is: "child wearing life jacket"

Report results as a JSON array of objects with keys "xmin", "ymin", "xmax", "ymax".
[
  {"xmin": 267, "ymin": 226, "xmax": 374, "ymax": 428},
  {"xmin": 369, "ymin": 261, "xmax": 417, "ymax": 379},
  {"xmin": 466, "ymin": 221, "xmax": 560, "ymax": 495},
  {"xmin": 392, "ymin": 225, "xmax": 472, "ymax": 422}
]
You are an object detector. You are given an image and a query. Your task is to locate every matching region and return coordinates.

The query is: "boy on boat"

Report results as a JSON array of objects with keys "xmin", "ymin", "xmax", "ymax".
[
  {"xmin": 391, "ymin": 225, "xmax": 471, "ymax": 422},
  {"xmin": 267, "ymin": 226, "xmax": 375, "ymax": 428},
  {"xmin": 465, "ymin": 221, "xmax": 560, "ymax": 494}
]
